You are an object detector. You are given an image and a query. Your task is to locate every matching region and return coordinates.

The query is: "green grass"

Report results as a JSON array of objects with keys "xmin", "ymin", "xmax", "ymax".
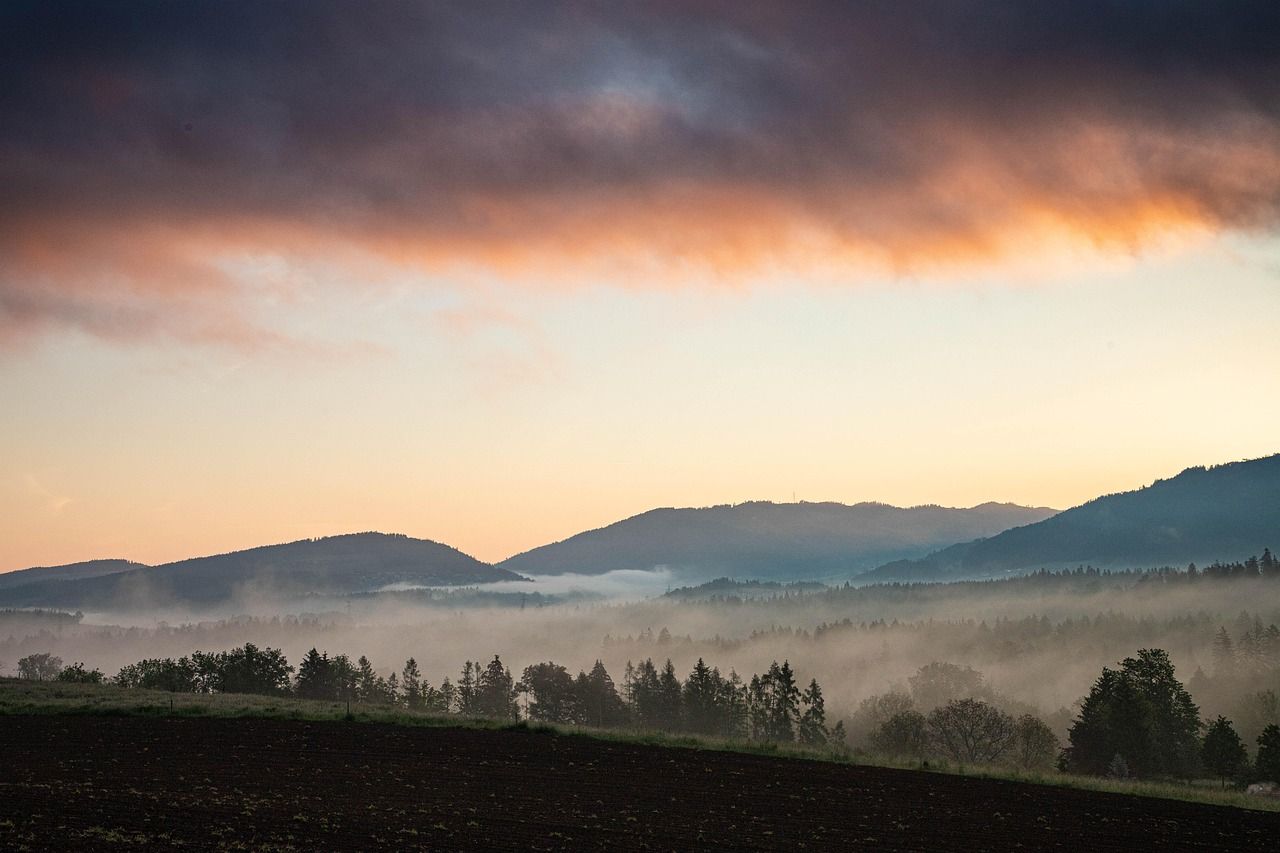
[{"xmin": 3, "ymin": 677, "xmax": 1276, "ymax": 814}]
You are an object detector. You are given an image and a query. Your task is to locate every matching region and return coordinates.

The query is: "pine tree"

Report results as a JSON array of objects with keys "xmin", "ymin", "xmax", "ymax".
[
  {"xmin": 402, "ymin": 658, "xmax": 423, "ymax": 710},
  {"xmin": 439, "ymin": 677, "xmax": 456, "ymax": 714},
  {"xmin": 683, "ymin": 658, "xmax": 721, "ymax": 735},
  {"xmin": 458, "ymin": 661, "xmax": 478, "ymax": 716},
  {"xmin": 621, "ymin": 661, "xmax": 637, "ymax": 717},
  {"xmin": 355, "ymin": 655, "xmax": 381, "ymax": 703},
  {"xmin": 477, "ymin": 655, "xmax": 518, "ymax": 720},
  {"xmin": 579, "ymin": 660, "xmax": 627, "ymax": 728},
  {"xmin": 747, "ymin": 673, "xmax": 769, "ymax": 740},
  {"xmin": 631, "ymin": 659, "xmax": 663, "ymax": 730},
  {"xmin": 1212, "ymin": 627, "xmax": 1237, "ymax": 679},
  {"xmin": 761, "ymin": 661, "xmax": 800, "ymax": 743},
  {"xmin": 1256, "ymin": 724, "xmax": 1280, "ymax": 782},
  {"xmin": 296, "ymin": 648, "xmax": 333, "ymax": 700},
  {"xmin": 656, "ymin": 659, "xmax": 683, "ymax": 731},
  {"xmin": 798, "ymin": 678, "xmax": 828, "ymax": 747},
  {"xmin": 721, "ymin": 671, "xmax": 748, "ymax": 740}
]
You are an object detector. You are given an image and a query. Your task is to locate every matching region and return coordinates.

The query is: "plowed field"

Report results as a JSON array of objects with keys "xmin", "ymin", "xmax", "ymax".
[{"xmin": 1, "ymin": 715, "xmax": 1275, "ymax": 850}]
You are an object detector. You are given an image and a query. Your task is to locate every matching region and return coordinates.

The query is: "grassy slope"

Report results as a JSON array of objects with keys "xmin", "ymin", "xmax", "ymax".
[{"xmin": 2, "ymin": 677, "xmax": 1275, "ymax": 814}]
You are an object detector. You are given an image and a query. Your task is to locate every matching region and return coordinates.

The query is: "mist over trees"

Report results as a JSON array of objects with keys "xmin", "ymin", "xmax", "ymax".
[{"xmin": 6, "ymin": 552, "xmax": 1280, "ymax": 791}]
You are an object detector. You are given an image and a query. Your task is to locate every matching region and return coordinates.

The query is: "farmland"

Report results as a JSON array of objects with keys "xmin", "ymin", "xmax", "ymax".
[{"xmin": 2, "ymin": 712, "xmax": 1277, "ymax": 851}]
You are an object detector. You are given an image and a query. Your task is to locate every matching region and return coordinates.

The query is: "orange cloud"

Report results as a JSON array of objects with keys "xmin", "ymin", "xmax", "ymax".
[{"xmin": 3, "ymin": 2, "xmax": 1279, "ymax": 345}]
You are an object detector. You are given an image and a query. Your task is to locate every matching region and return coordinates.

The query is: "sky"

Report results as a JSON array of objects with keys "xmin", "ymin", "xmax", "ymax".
[{"xmin": 2, "ymin": 1, "xmax": 1279, "ymax": 570}]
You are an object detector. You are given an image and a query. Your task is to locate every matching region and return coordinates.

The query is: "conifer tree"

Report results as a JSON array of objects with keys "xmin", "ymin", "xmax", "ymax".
[
  {"xmin": 401, "ymin": 658, "xmax": 423, "ymax": 709},
  {"xmin": 1202, "ymin": 716, "xmax": 1247, "ymax": 788},
  {"xmin": 799, "ymin": 678, "xmax": 828, "ymax": 746},
  {"xmin": 1256, "ymin": 724, "xmax": 1280, "ymax": 782},
  {"xmin": 458, "ymin": 661, "xmax": 478, "ymax": 716},
  {"xmin": 656, "ymin": 659, "xmax": 683, "ymax": 731},
  {"xmin": 683, "ymin": 658, "xmax": 721, "ymax": 735},
  {"xmin": 477, "ymin": 655, "xmax": 518, "ymax": 720},
  {"xmin": 355, "ymin": 655, "xmax": 381, "ymax": 703}
]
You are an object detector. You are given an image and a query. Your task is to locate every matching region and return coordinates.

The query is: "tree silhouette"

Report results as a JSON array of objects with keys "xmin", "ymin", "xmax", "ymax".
[
  {"xmin": 401, "ymin": 658, "xmax": 423, "ymax": 709},
  {"xmin": 683, "ymin": 658, "xmax": 721, "ymax": 735},
  {"xmin": 927, "ymin": 699, "xmax": 1016, "ymax": 764},
  {"xmin": 799, "ymin": 679, "xmax": 828, "ymax": 746},
  {"xmin": 909, "ymin": 662, "xmax": 991, "ymax": 711},
  {"xmin": 577, "ymin": 660, "xmax": 627, "ymax": 728},
  {"xmin": 1011, "ymin": 714, "xmax": 1059, "ymax": 770},
  {"xmin": 17, "ymin": 652, "xmax": 63, "ymax": 681},
  {"xmin": 1202, "ymin": 716, "xmax": 1247, "ymax": 788},
  {"xmin": 1066, "ymin": 649, "xmax": 1201, "ymax": 778},
  {"xmin": 476, "ymin": 655, "xmax": 518, "ymax": 720},
  {"xmin": 55, "ymin": 662, "xmax": 104, "ymax": 683},
  {"xmin": 873, "ymin": 711, "xmax": 927, "ymax": 760},
  {"xmin": 1256, "ymin": 724, "xmax": 1280, "ymax": 782},
  {"xmin": 522, "ymin": 661, "xmax": 578, "ymax": 723}
]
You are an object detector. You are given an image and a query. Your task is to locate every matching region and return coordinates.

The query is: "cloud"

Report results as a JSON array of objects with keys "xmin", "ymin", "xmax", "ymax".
[
  {"xmin": 24, "ymin": 473, "xmax": 71, "ymax": 514},
  {"xmin": 3, "ymin": 1, "xmax": 1279, "ymax": 344}
]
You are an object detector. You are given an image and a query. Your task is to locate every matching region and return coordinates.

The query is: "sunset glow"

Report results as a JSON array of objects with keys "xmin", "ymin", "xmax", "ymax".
[{"xmin": 3, "ymin": 1, "xmax": 1279, "ymax": 570}]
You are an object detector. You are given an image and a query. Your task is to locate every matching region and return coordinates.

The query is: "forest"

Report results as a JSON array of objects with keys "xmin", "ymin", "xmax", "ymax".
[{"xmin": 6, "ymin": 554, "xmax": 1280, "ymax": 788}]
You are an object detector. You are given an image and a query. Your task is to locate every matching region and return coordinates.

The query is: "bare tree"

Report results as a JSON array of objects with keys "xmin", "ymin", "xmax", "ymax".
[{"xmin": 927, "ymin": 699, "xmax": 1016, "ymax": 763}]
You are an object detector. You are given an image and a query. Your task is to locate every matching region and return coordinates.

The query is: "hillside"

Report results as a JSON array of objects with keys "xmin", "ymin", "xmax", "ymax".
[
  {"xmin": 863, "ymin": 454, "xmax": 1280, "ymax": 582},
  {"xmin": 0, "ymin": 533, "xmax": 522, "ymax": 609},
  {"xmin": 498, "ymin": 501, "xmax": 1057, "ymax": 582},
  {"xmin": 0, "ymin": 558, "xmax": 146, "ymax": 591}
]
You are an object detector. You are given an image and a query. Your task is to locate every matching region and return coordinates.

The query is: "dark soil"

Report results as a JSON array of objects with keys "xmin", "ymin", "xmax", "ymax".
[{"xmin": 0, "ymin": 715, "xmax": 1275, "ymax": 851}]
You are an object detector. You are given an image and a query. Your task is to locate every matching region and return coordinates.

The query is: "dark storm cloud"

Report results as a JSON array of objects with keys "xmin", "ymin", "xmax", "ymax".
[{"xmin": 3, "ymin": 1, "xmax": 1279, "ymax": 344}]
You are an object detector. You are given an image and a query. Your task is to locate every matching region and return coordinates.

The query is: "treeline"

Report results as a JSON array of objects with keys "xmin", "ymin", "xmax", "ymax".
[
  {"xmin": 845, "ymin": 661, "xmax": 1059, "ymax": 770},
  {"xmin": 854, "ymin": 650, "xmax": 1280, "ymax": 785},
  {"xmin": 62, "ymin": 646, "xmax": 840, "ymax": 747},
  {"xmin": 1064, "ymin": 648, "xmax": 1280, "ymax": 785},
  {"xmin": 665, "ymin": 550, "xmax": 1280, "ymax": 611}
]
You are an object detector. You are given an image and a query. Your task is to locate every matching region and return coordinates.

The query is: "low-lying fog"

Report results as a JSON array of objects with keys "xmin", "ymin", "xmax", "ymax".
[
  {"xmin": 383, "ymin": 568, "xmax": 679, "ymax": 600},
  {"xmin": 4, "ymin": 572, "xmax": 1278, "ymax": 741}
]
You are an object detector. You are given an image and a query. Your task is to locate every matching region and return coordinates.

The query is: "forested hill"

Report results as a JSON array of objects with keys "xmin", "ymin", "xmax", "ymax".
[
  {"xmin": 0, "ymin": 533, "xmax": 521, "ymax": 609},
  {"xmin": 498, "ymin": 501, "xmax": 1057, "ymax": 582},
  {"xmin": 0, "ymin": 559, "xmax": 145, "ymax": 591},
  {"xmin": 862, "ymin": 454, "xmax": 1280, "ymax": 582}
]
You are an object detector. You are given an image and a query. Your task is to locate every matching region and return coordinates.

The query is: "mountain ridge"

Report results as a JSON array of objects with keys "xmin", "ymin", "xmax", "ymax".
[
  {"xmin": 497, "ymin": 500, "xmax": 1058, "ymax": 582},
  {"xmin": 0, "ymin": 532, "xmax": 522, "ymax": 609},
  {"xmin": 861, "ymin": 454, "xmax": 1280, "ymax": 582}
]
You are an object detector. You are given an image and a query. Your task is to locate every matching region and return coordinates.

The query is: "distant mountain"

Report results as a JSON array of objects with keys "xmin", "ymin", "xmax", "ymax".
[
  {"xmin": 0, "ymin": 533, "xmax": 522, "ymax": 609},
  {"xmin": 862, "ymin": 454, "xmax": 1280, "ymax": 582},
  {"xmin": 497, "ymin": 501, "xmax": 1058, "ymax": 582},
  {"xmin": 0, "ymin": 559, "xmax": 147, "ymax": 591}
]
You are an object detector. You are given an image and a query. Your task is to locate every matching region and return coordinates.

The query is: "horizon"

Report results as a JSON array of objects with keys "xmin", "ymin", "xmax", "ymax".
[
  {"xmin": 4, "ymin": 3, "xmax": 1279, "ymax": 572},
  {"xmin": 7, "ymin": 449, "xmax": 1277, "ymax": 572},
  {"xmin": 4, "ymin": 494, "xmax": 1067, "ymax": 572}
]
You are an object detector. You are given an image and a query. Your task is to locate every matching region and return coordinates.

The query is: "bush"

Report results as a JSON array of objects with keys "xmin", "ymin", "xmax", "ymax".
[{"xmin": 56, "ymin": 662, "xmax": 105, "ymax": 684}]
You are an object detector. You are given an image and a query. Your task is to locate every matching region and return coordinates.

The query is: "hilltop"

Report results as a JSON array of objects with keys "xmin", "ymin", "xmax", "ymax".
[
  {"xmin": 0, "ymin": 533, "xmax": 521, "ymax": 609},
  {"xmin": 863, "ymin": 454, "xmax": 1280, "ymax": 581},
  {"xmin": 499, "ymin": 501, "xmax": 1056, "ymax": 583}
]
